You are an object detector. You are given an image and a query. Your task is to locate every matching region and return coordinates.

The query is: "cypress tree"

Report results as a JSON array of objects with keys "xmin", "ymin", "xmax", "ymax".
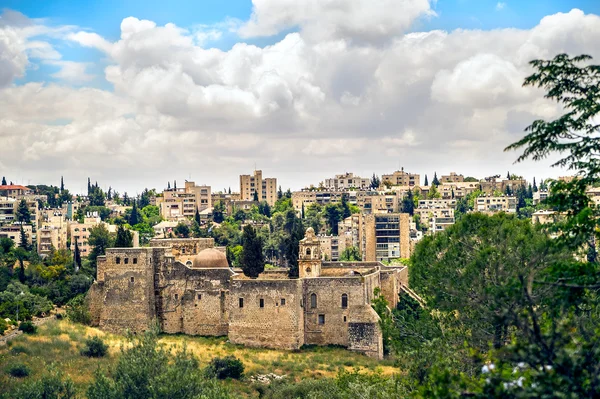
[
  {"xmin": 114, "ymin": 225, "xmax": 133, "ymax": 248},
  {"xmin": 168, "ymin": 181, "xmax": 171, "ymax": 189},
  {"xmin": 19, "ymin": 225, "xmax": 29, "ymax": 251},
  {"xmin": 301, "ymin": 202, "xmax": 305, "ymax": 219},
  {"xmin": 60, "ymin": 176, "xmax": 64, "ymax": 192},
  {"xmin": 228, "ymin": 187, "xmax": 231, "ymax": 194},
  {"xmin": 1, "ymin": 176, "xmax": 6, "ymax": 185},
  {"xmin": 195, "ymin": 208, "xmax": 201, "ymax": 225},
  {"xmin": 507, "ymin": 171, "xmax": 511, "ymax": 180},
  {"xmin": 424, "ymin": 175, "xmax": 429, "ymax": 186},
  {"xmin": 87, "ymin": 178, "xmax": 91, "ymax": 195},
  {"xmin": 74, "ymin": 239, "xmax": 82, "ymax": 270},
  {"xmin": 432, "ymin": 172, "xmax": 440, "ymax": 186},
  {"xmin": 277, "ymin": 186, "xmax": 283, "ymax": 199},
  {"xmin": 241, "ymin": 225, "xmax": 264, "ymax": 279},
  {"xmin": 253, "ymin": 190, "xmax": 259, "ymax": 201},
  {"xmin": 129, "ymin": 200, "xmax": 139, "ymax": 225},
  {"xmin": 16, "ymin": 199, "xmax": 31, "ymax": 223},
  {"xmin": 533, "ymin": 177, "xmax": 538, "ymax": 192},
  {"xmin": 174, "ymin": 180, "xmax": 177, "ymax": 190}
]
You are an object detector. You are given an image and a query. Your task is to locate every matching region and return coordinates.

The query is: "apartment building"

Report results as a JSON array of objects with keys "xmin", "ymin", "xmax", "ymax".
[
  {"xmin": 318, "ymin": 235, "xmax": 347, "ymax": 261},
  {"xmin": 430, "ymin": 217, "xmax": 456, "ymax": 233},
  {"xmin": 157, "ymin": 182, "xmax": 212, "ymax": 221},
  {"xmin": 239, "ymin": 170, "xmax": 277, "ymax": 206},
  {"xmin": 322, "ymin": 173, "xmax": 370, "ymax": 191},
  {"xmin": 0, "ymin": 197, "xmax": 40, "ymax": 227},
  {"xmin": 532, "ymin": 210, "xmax": 558, "ymax": 225},
  {"xmin": 338, "ymin": 214, "xmax": 361, "ymax": 250},
  {"xmin": 291, "ymin": 190, "xmax": 365, "ymax": 215},
  {"xmin": 0, "ymin": 224, "xmax": 33, "ymax": 248},
  {"xmin": 417, "ymin": 199, "xmax": 458, "ymax": 209},
  {"xmin": 381, "ymin": 170, "xmax": 420, "ymax": 187},
  {"xmin": 439, "ymin": 183, "xmax": 480, "ymax": 200},
  {"xmin": 362, "ymin": 193, "xmax": 399, "ymax": 214},
  {"xmin": 70, "ymin": 215, "xmax": 139, "ymax": 257},
  {"xmin": 360, "ymin": 213, "xmax": 411, "ymax": 262},
  {"xmin": 38, "ymin": 209, "xmax": 69, "ymax": 255},
  {"xmin": 533, "ymin": 189, "xmax": 549, "ymax": 205},
  {"xmin": 0, "ymin": 184, "xmax": 33, "ymax": 198},
  {"xmin": 440, "ymin": 173, "xmax": 465, "ymax": 183},
  {"xmin": 476, "ymin": 195, "xmax": 517, "ymax": 213}
]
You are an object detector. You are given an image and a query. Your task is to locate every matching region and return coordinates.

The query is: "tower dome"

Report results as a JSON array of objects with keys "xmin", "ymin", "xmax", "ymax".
[{"xmin": 191, "ymin": 248, "xmax": 229, "ymax": 269}]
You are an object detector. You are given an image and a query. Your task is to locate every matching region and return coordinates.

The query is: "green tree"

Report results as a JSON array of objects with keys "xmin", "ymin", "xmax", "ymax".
[
  {"xmin": 129, "ymin": 200, "xmax": 140, "ymax": 225},
  {"xmin": 323, "ymin": 203, "xmax": 342, "ymax": 235},
  {"xmin": 174, "ymin": 222, "xmax": 190, "ymax": 238},
  {"xmin": 427, "ymin": 184, "xmax": 441, "ymax": 199},
  {"xmin": 114, "ymin": 225, "xmax": 133, "ymax": 248},
  {"xmin": 73, "ymin": 238, "xmax": 82, "ymax": 270},
  {"xmin": 1, "ymin": 176, "xmax": 6, "ymax": 185},
  {"xmin": 424, "ymin": 175, "xmax": 429, "ymax": 186},
  {"xmin": 19, "ymin": 225, "xmax": 29, "ymax": 251},
  {"xmin": 240, "ymin": 225, "xmax": 264, "ymax": 278},
  {"xmin": 253, "ymin": 190, "xmax": 259, "ymax": 201},
  {"xmin": 402, "ymin": 190, "xmax": 415, "ymax": 215},
  {"xmin": 15, "ymin": 199, "xmax": 31, "ymax": 223},
  {"xmin": 212, "ymin": 201, "xmax": 225, "ymax": 223},
  {"xmin": 88, "ymin": 224, "xmax": 113, "ymax": 267},
  {"xmin": 340, "ymin": 194, "xmax": 351, "ymax": 219},
  {"xmin": 13, "ymin": 247, "xmax": 28, "ymax": 283},
  {"xmin": 432, "ymin": 172, "xmax": 440, "ymax": 186},
  {"xmin": 195, "ymin": 208, "xmax": 201, "ymax": 225},
  {"xmin": 340, "ymin": 246, "xmax": 361, "ymax": 261}
]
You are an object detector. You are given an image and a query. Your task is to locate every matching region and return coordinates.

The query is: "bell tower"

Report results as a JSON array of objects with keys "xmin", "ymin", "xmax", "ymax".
[{"xmin": 299, "ymin": 227, "xmax": 322, "ymax": 278}]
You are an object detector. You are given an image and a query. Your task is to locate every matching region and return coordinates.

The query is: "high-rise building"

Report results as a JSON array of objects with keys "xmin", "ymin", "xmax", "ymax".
[
  {"xmin": 239, "ymin": 170, "xmax": 277, "ymax": 206},
  {"xmin": 360, "ymin": 213, "xmax": 411, "ymax": 262},
  {"xmin": 156, "ymin": 181, "xmax": 211, "ymax": 220}
]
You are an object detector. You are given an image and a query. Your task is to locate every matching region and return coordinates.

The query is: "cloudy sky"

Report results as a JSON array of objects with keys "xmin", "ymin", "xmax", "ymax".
[{"xmin": 1, "ymin": 0, "xmax": 599, "ymax": 195}]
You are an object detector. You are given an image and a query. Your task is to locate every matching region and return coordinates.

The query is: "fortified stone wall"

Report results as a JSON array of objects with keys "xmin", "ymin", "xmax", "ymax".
[
  {"xmin": 86, "ymin": 282, "xmax": 104, "ymax": 326},
  {"xmin": 229, "ymin": 278, "xmax": 304, "ymax": 350},
  {"xmin": 149, "ymin": 237, "xmax": 214, "ymax": 264},
  {"xmin": 156, "ymin": 261, "xmax": 232, "ymax": 336},
  {"xmin": 303, "ymin": 276, "xmax": 370, "ymax": 347},
  {"xmin": 96, "ymin": 247, "xmax": 162, "ymax": 333}
]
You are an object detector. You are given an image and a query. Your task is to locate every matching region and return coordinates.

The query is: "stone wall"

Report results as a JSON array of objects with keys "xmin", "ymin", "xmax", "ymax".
[
  {"xmin": 303, "ymin": 276, "xmax": 371, "ymax": 348},
  {"xmin": 229, "ymin": 278, "xmax": 304, "ymax": 350},
  {"xmin": 87, "ymin": 281, "xmax": 104, "ymax": 326},
  {"xmin": 96, "ymin": 248, "xmax": 160, "ymax": 333},
  {"xmin": 148, "ymin": 237, "xmax": 214, "ymax": 264},
  {"xmin": 155, "ymin": 260, "xmax": 232, "ymax": 336}
]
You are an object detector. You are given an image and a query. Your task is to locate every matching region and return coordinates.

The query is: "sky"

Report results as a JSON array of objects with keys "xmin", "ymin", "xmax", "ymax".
[{"xmin": 1, "ymin": 0, "xmax": 600, "ymax": 195}]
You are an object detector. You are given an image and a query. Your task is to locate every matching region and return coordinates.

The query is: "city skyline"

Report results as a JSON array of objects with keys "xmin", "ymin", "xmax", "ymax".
[{"xmin": 1, "ymin": 1, "xmax": 600, "ymax": 193}]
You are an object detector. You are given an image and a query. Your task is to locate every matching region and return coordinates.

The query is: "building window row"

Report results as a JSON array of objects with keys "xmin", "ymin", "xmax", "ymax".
[
  {"xmin": 238, "ymin": 297, "xmax": 287, "ymax": 308},
  {"xmin": 116, "ymin": 257, "xmax": 138, "ymax": 265}
]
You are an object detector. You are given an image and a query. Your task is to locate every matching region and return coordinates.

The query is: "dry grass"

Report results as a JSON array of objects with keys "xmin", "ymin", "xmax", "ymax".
[{"xmin": 0, "ymin": 319, "xmax": 398, "ymax": 396}]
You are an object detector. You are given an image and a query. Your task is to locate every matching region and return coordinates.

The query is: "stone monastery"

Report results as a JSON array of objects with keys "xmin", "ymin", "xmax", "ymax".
[{"xmin": 88, "ymin": 228, "xmax": 419, "ymax": 359}]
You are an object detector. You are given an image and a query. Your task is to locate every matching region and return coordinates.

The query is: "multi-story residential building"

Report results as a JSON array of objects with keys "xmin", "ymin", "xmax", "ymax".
[
  {"xmin": 362, "ymin": 193, "xmax": 399, "ymax": 214},
  {"xmin": 382, "ymin": 170, "xmax": 420, "ymax": 187},
  {"xmin": 360, "ymin": 213, "xmax": 411, "ymax": 262},
  {"xmin": 70, "ymin": 215, "xmax": 139, "ymax": 256},
  {"xmin": 476, "ymin": 195, "xmax": 517, "ymax": 213},
  {"xmin": 292, "ymin": 190, "xmax": 366, "ymax": 215},
  {"xmin": 438, "ymin": 182, "xmax": 480, "ymax": 200},
  {"xmin": 322, "ymin": 173, "xmax": 370, "ymax": 191},
  {"xmin": 0, "ymin": 184, "xmax": 33, "ymax": 198},
  {"xmin": 440, "ymin": 173, "xmax": 465, "ymax": 183},
  {"xmin": 318, "ymin": 235, "xmax": 347, "ymax": 261},
  {"xmin": 0, "ymin": 224, "xmax": 33, "ymax": 247},
  {"xmin": 414, "ymin": 207, "xmax": 455, "ymax": 221},
  {"xmin": 38, "ymin": 209, "xmax": 69, "ymax": 255},
  {"xmin": 239, "ymin": 170, "xmax": 277, "ymax": 207},
  {"xmin": 533, "ymin": 189, "xmax": 549, "ymax": 205},
  {"xmin": 430, "ymin": 217, "xmax": 456, "ymax": 233},
  {"xmin": 532, "ymin": 210, "xmax": 558, "ymax": 225},
  {"xmin": 417, "ymin": 199, "xmax": 458, "ymax": 209},
  {"xmin": 157, "ymin": 182, "xmax": 212, "ymax": 221},
  {"xmin": 38, "ymin": 227, "xmax": 61, "ymax": 255},
  {"xmin": 338, "ymin": 214, "xmax": 361, "ymax": 250},
  {"xmin": 0, "ymin": 197, "xmax": 40, "ymax": 227}
]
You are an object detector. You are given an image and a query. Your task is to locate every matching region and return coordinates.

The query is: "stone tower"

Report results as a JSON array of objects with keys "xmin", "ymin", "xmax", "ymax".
[{"xmin": 299, "ymin": 227, "xmax": 322, "ymax": 278}]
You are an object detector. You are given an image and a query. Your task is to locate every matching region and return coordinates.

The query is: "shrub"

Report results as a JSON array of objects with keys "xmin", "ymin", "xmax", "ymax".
[
  {"xmin": 7, "ymin": 363, "xmax": 30, "ymax": 378},
  {"xmin": 11, "ymin": 367, "xmax": 75, "ymax": 399},
  {"xmin": 81, "ymin": 336, "xmax": 108, "ymax": 358},
  {"xmin": 10, "ymin": 345, "xmax": 30, "ymax": 355},
  {"xmin": 205, "ymin": 356, "xmax": 244, "ymax": 380},
  {"xmin": 18, "ymin": 321, "xmax": 36, "ymax": 334},
  {"xmin": 0, "ymin": 317, "xmax": 7, "ymax": 334},
  {"xmin": 66, "ymin": 294, "xmax": 91, "ymax": 325}
]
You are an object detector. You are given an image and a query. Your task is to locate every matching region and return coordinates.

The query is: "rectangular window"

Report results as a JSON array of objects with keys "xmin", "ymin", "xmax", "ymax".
[
  {"xmin": 133, "ymin": 258, "xmax": 138, "ymax": 264},
  {"xmin": 239, "ymin": 298, "xmax": 244, "ymax": 308},
  {"xmin": 175, "ymin": 294, "xmax": 178, "ymax": 300},
  {"xmin": 318, "ymin": 314, "xmax": 325, "ymax": 325},
  {"xmin": 116, "ymin": 257, "xmax": 121, "ymax": 264},
  {"xmin": 130, "ymin": 277, "xmax": 134, "ymax": 283},
  {"xmin": 124, "ymin": 258, "xmax": 129, "ymax": 264},
  {"xmin": 259, "ymin": 298, "xmax": 264, "ymax": 308},
  {"xmin": 280, "ymin": 298, "xmax": 286, "ymax": 306},
  {"xmin": 198, "ymin": 294, "xmax": 202, "ymax": 300}
]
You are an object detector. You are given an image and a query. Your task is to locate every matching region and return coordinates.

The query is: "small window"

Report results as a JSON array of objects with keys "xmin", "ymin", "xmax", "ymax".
[
  {"xmin": 259, "ymin": 298, "xmax": 264, "ymax": 308},
  {"xmin": 341, "ymin": 294, "xmax": 348, "ymax": 309},
  {"xmin": 133, "ymin": 258, "xmax": 137, "ymax": 264},
  {"xmin": 306, "ymin": 248, "xmax": 311, "ymax": 256},
  {"xmin": 310, "ymin": 293, "xmax": 317, "ymax": 309},
  {"xmin": 281, "ymin": 298, "xmax": 286, "ymax": 306},
  {"xmin": 198, "ymin": 294, "xmax": 202, "ymax": 300},
  {"xmin": 130, "ymin": 277, "xmax": 134, "ymax": 283},
  {"xmin": 343, "ymin": 316, "xmax": 347, "ymax": 322},
  {"xmin": 175, "ymin": 294, "xmax": 178, "ymax": 300},
  {"xmin": 181, "ymin": 248, "xmax": 186, "ymax": 254},
  {"xmin": 318, "ymin": 314, "xmax": 325, "ymax": 325},
  {"xmin": 116, "ymin": 257, "xmax": 121, "ymax": 264},
  {"xmin": 239, "ymin": 298, "xmax": 244, "ymax": 308},
  {"xmin": 124, "ymin": 258, "xmax": 129, "ymax": 264}
]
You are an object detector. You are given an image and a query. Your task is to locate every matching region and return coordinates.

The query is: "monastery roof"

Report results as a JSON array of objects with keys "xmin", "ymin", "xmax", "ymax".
[{"xmin": 192, "ymin": 248, "xmax": 229, "ymax": 269}]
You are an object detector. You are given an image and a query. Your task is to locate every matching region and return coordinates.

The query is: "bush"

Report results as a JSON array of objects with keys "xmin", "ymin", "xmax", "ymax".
[
  {"xmin": 11, "ymin": 367, "xmax": 75, "ymax": 399},
  {"xmin": 10, "ymin": 345, "xmax": 30, "ymax": 355},
  {"xmin": 18, "ymin": 321, "xmax": 36, "ymax": 334},
  {"xmin": 0, "ymin": 317, "xmax": 7, "ymax": 334},
  {"xmin": 205, "ymin": 356, "xmax": 244, "ymax": 380},
  {"xmin": 81, "ymin": 336, "xmax": 108, "ymax": 358},
  {"xmin": 7, "ymin": 363, "xmax": 30, "ymax": 378},
  {"xmin": 66, "ymin": 294, "xmax": 91, "ymax": 325}
]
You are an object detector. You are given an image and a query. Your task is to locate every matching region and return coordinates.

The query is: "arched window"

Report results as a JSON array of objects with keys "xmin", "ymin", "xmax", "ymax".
[
  {"xmin": 341, "ymin": 294, "xmax": 348, "ymax": 309},
  {"xmin": 310, "ymin": 293, "xmax": 317, "ymax": 308},
  {"xmin": 306, "ymin": 248, "xmax": 311, "ymax": 256}
]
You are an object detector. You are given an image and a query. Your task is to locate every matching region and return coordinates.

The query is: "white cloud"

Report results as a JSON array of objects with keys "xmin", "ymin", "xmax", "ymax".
[
  {"xmin": 2, "ymin": 8, "xmax": 600, "ymax": 192},
  {"xmin": 496, "ymin": 2, "xmax": 506, "ymax": 11},
  {"xmin": 47, "ymin": 60, "xmax": 94, "ymax": 83}
]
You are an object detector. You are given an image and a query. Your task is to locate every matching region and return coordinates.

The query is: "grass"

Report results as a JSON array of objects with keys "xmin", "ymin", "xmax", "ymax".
[{"xmin": 0, "ymin": 319, "xmax": 398, "ymax": 397}]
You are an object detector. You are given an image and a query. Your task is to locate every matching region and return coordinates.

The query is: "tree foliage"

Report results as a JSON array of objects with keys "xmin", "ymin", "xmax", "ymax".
[{"xmin": 240, "ymin": 225, "xmax": 264, "ymax": 278}]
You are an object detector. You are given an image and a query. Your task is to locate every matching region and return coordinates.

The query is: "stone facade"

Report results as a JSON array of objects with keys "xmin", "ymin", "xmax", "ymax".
[{"xmin": 88, "ymin": 232, "xmax": 411, "ymax": 360}]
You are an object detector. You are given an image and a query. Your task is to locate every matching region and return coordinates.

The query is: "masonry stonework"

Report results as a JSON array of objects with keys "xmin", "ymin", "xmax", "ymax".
[{"xmin": 88, "ymin": 233, "xmax": 414, "ymax": 360}]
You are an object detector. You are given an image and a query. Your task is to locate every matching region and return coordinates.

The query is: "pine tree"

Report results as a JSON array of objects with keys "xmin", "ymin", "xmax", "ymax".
[
  {"xmin": 241, "ymin": 225, "xmax": 264, "ymax": 279},
  {"xmin": 174, "ymin": 180, "xmax": 177, "ymax": 190},
  {"xmin": 341, "ymin": 193, "xmax": 351, "ymax": 219},
  {"xmin": 19, "ymin": 225, "xmax": 29, "ymax": 251},
  {"xmin": 527, "ymin": 184, "xmax": 534, "ymax": 199},
  {"xmin": 277, "ymin": 186, "xmax": 283, "ymax": 199},
  {"xmin": 195, "ymin": 208, "xmax": 201, "ymax": 225},
  {"xmin": 507, "ymin": 171, "xmax": 511, "ymax": 180},
  {"xmin": 87, "ymin": 178, "xmax": 91, "ymax": 196},
  {"xmin": 432, "ymin": 172, "xmax": 440, "ymax": 186},
  {"xmin": 16, "ymin": 199, "xmax": 31, "ymax": 223},
  {"xmin": 253, "ymin": 190, "xmax": 259, "ymax": 201},
  {"xmin": 1, "ymin": 176, "xmax": 6, "ymax": 185},
  {"xmin": 107, "ymin": 187, "xmax": 112, "ymax": 200},
  {"xmin": 228, "ymin": 187, "xmax": 231, "ymax": 194},
  {"xmin": 168, "ymin": 181, "xmax": 171, "ymax": 190},
  {"xmin": 114, "ymin": 225, "xmax": 133, "ymax": 248},
  {"xmin": 401, "ymin": 190, "xmax": 414, "ymax": 216},
  {"xmin": 60, "ymin": 176, "xmax": 64, "ymax": 192},
  {"xmin": 74, "ymin": 238, "xmax": 82, "ymax": 270},
  {"xmin": 424, "ymin": 175, "xmax": 429, "ymax": 186},
  {"xmin": 129, "ymin": 200, "xmax": 139, "ymax": 225},
  {"xmin": 533, "ymin": 177, "xmax": 538, "ymax": 192}
]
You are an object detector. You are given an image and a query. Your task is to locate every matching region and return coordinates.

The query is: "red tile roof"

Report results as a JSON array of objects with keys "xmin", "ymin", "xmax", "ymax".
[{"xmin": 0, "ymin": 185, "xmax": 30, "ymax": 191}]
